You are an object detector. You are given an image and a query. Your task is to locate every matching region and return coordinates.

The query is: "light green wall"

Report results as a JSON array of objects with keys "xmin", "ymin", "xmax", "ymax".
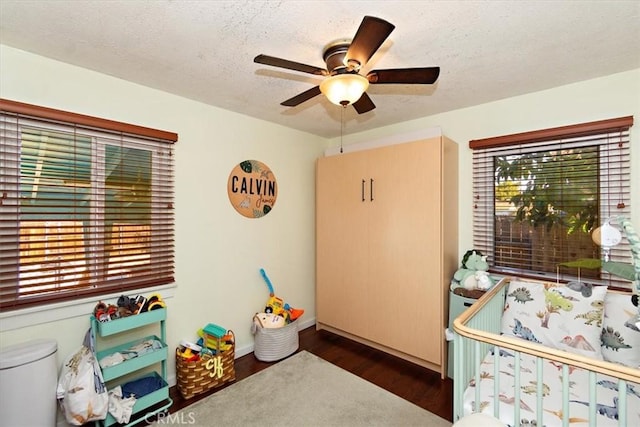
[
  {"xmin": 0, "ymin": 45, "xmax": 327, "ymax": 383},
  {"xmin": 1, "ymin": 45, "xmax": 638, "ymax": 385}
]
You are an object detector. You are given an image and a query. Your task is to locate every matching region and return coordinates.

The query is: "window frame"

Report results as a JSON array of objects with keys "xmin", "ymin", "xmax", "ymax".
[
  {"xmin": 470, "ymin": 116, "xmax": 634, "ymax": 288},
  {"xmin": 0, "ymin": 98, "xmax": 177, "ymax": 311}
]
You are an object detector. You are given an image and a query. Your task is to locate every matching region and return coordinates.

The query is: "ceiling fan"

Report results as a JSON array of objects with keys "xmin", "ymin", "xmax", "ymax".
[{"xmin": 254, "ymin": 16, "xmax": 440, "ymax": 114}]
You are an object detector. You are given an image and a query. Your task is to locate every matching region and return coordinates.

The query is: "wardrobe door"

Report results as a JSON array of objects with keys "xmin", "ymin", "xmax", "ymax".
[
  {"xmin": 316, "ymin": 151, "xmax": 370, "ymax": 337},
  {"xmin": 366, "ymin": 140, "xmax": 443, "ymax": 362},
  {"xmin": 316, "ymin": 136, "xmax": 458, "ymax": 377}
]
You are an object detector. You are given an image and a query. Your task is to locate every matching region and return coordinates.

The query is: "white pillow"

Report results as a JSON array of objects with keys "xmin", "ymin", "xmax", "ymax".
[
  {"xmin": 501, "ymin": 280, "xmax": 607, "ymax": 359},
  {"xmin": 601, "ymin": 292, "xmax": 640, "ymax": 368}
]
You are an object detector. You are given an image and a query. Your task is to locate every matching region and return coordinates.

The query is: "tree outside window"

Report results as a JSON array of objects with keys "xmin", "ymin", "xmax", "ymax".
[
  {"xmin": 493, "ymin": 147, "xmax": 600, "ymax": 279},
  {"xmin": 470, "ymin": 116, "xmax": 633, "ymax": 288}
]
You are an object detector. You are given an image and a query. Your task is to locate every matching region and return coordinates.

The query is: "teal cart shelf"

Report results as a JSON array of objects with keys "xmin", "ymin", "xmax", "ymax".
[
  {"xmin": 93, "ymin": 308, "xmax": 167, "ymax": 336},
  {"xmin": 97, "ymin": 335, "xmax": 168, "ymax": 382},
  {"xmin": 102, "ymin": 372, "xmax": 171, "ymax": 427},
  {"xmin": 91, "ymin": 308, "xmax": 172, "ymax": 426}
]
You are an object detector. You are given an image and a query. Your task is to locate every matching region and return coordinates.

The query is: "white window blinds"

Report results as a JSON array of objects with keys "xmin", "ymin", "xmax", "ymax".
[
  {"xmin": 0, "ymin": 99, "xmax": 177, "ymax": 310},
  {"xmin": 470, "ymin": 116, "xmax": 633, "ymax": 288}
]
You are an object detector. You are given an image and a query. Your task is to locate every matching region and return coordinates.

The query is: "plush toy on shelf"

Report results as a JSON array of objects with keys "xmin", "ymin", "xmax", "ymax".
[
  {"xmin": 453, "ymin": 249, "xmax": 495, "ymax": 291},
  {"xmin": 259, "ymin": 268, "xmax": 304, "ymax": 323}
]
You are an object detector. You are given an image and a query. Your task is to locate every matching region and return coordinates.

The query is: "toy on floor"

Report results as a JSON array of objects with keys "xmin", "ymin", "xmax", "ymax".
[{"xmin": 259, "ymin": 268, "xmax": 304, "ymax": 323}]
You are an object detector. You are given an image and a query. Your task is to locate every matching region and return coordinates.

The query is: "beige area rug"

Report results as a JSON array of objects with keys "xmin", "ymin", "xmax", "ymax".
[{"xmin": 166, "ymin": 351, "xmax": 452, "ymax": 427}]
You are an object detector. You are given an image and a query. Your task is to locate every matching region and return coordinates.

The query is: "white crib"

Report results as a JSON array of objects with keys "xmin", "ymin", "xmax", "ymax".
[{"xmin": 453, "ymin": 277, "xmax": 640, "ymax": 427}]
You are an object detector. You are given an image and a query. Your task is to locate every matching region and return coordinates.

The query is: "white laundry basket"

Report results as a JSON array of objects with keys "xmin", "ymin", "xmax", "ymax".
[{"xmin": 251, "ymin": 317, "xmax": 299, "ymax": 362}]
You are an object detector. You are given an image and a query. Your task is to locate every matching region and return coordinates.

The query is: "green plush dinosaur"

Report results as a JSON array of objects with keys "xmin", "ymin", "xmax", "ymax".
[{"xmin": 453, "ymin": 249, "xmax": 494, "ymax": 290}]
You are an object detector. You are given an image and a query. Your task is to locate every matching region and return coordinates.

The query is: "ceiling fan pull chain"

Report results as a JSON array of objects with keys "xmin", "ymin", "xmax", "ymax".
[{"xmin": 340, "ymin": 105, "xmax": 345, "ymax": 153}]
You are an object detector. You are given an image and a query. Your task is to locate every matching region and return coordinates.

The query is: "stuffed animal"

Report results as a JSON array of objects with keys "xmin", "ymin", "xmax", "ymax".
[
  {"xmin": 253, "ymin": 312, "xmax": 286, "ymax": 328},
  {"xmin": 453, "ymin": 249, "xmax": 494, "ymax": 290},
  {"xmin": 474, "ymin": 270, "xmax": 493, "ymax": 290}
]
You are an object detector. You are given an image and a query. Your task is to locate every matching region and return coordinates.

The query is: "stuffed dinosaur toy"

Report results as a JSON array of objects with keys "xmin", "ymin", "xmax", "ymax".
[{"xmin": 453, "ymin": 249, "xmax": 494, "ymax": 290}]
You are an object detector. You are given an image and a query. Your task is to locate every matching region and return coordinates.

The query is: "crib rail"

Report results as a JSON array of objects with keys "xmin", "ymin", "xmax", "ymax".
[{"xmin": 452, "ymin": 277, "xmax": 640, "ymax": 427}]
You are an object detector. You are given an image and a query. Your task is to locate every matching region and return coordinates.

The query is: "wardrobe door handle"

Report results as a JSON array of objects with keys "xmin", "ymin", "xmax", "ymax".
[
  {"xmin": 362, "ymin": 179, "xmax": 365, "ymax": 202},
  {"xmin": 370, "ymin": 178, "xmax": 374, "ymax": 201}
]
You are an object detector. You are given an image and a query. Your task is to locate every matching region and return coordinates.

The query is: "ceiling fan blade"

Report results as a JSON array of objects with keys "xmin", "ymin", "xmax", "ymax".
[
  {"xmin": 352, "ymin": 92, "xmax": 376, "ymax": 114},
  {"xmin": 281, "ymin": 86, "xmax": 322, "ymax": 107},
  {"xmin": 367, "ymin": 67, "xmax": 440, "ymax": 84},
  {"xmin": 346, "ymin": 16, "xmax": 395, "ymax": 69},
  {"xmin": 254, "ymin": 54, "xmax": 328, "ymax": 76}
]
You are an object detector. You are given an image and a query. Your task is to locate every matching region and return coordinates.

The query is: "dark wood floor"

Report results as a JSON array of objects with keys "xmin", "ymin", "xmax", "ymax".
[{"xmin": 168, "ymin": 325, "xmax": 454, "ymax": 422}]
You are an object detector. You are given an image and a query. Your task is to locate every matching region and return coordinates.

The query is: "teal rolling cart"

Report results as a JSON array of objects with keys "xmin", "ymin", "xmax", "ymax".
[{"xmin": 91, "ymin": 308, "xmax": 172, "ymax": 426}]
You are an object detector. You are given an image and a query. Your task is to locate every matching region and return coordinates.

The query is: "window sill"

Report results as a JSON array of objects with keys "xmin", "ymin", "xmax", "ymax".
[{"xmin": 0, "ymin": 284, "xmax": 176, "ymax": 332}]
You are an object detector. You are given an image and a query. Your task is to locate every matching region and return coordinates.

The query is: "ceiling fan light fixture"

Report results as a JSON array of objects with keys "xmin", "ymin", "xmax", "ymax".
[
  {"xmin": 320, "ymin": 73, "xmax": 369, "ymax": 106},
  {"xmin": 255, "ymin": 16, "xmax": 438, "ymax": 113}
]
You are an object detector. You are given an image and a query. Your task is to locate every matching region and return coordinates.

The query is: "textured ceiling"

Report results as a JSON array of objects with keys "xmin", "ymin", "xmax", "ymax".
[{"xmin": 1, "ymin": 1, "xmax": 639, "ymax": 138}]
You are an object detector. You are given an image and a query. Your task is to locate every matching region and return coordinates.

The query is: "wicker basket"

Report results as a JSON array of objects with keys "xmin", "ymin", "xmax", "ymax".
[
  {"xmin": 175, "ymin": 331, "xmax": 235, "ymax": 399},
  {"xmin": 252, "ymin": 316, "xmax": 299, "ymax": 362}
]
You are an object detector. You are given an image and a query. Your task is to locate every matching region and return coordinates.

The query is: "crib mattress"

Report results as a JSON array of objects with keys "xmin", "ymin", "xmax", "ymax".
[{"xmin": 463, "ymin": 347, "xmax": 640, "ymax": 426}]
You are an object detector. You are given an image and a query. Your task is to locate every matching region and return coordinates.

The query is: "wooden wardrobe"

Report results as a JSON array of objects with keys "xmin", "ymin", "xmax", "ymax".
[{"xmin": 315, "ymin": 136, "xmax": 458, "ymax": 378}]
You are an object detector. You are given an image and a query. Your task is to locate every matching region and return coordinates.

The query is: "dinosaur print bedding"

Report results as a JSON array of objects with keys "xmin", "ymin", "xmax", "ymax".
[
  {"xmin": 500, "ymin": 280, "xmax": 609, "ymax": 360},
  {"xmin": 460, "ymin": 278, "xmax": 640, "ymax": 426},
  {"xmin": 462, "ymin": 347, "xmax": 640, "ymax": 426}
]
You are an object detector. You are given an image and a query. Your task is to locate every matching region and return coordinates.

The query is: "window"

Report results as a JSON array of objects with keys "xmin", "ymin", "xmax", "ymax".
[
  {"xmin": 0, "ymin": 99, "xmax": 176, "ymax": 310},
  {"xmin": 471, "ymin": 116, "xmax": 633, "ymax": 288}
]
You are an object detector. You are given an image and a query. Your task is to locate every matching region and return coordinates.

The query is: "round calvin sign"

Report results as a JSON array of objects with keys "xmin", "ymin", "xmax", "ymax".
[{"xmin": 227, "ymin": 160, "xmax": 278, "ymax": 218}]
